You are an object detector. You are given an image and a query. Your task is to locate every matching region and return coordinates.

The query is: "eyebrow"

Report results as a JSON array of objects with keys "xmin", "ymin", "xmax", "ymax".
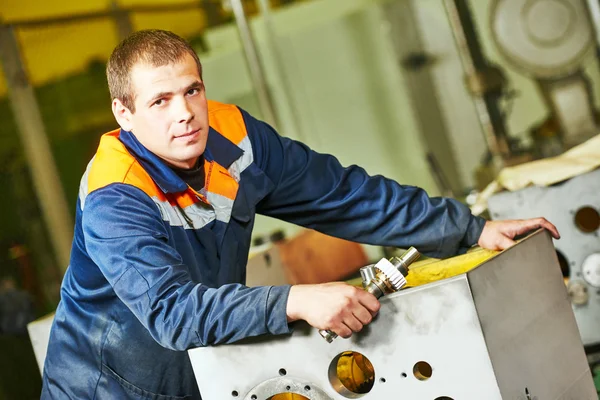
[{"xmin": 146, "ymin": 80, "xmax": 204, "ymax": 106}]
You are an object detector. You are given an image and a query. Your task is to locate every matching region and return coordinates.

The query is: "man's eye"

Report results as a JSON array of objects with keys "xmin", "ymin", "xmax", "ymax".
[
  {"xmin": 153, "ymin": 99, "xmax": 164, "ymax": 106},
  {"xmin": 187, "ymin": 88, "xmax": 199, "ymax": 96}
]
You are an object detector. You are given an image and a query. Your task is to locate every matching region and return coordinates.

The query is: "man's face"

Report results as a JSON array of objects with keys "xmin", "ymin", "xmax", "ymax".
[{"xmin": 114, "ymin": 53, "xmax": 209, "ymax": 169}]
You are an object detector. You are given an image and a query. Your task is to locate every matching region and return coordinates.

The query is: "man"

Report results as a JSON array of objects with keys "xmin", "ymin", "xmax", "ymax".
[{"xmin": 42, "ymin": 30, "xmax": 559, "ymax": 399}]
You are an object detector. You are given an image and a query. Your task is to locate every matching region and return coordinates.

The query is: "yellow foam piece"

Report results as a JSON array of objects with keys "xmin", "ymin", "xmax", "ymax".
[
  {"xmin": 347, "ymin": 247, "xmax": 498, "ymax": 288},
  {"xmin": 405, "ymin": 247, "xmax": 498, "ymax": 287}
]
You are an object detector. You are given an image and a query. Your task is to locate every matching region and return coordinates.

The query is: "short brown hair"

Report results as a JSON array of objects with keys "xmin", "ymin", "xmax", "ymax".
[{"xmin": 106, "ymin": 29, "xmax": 202, "ymax": 112}]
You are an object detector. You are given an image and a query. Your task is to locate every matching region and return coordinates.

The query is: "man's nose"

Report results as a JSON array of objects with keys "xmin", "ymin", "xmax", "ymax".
[{"xmin": 174, "ymin": 97, "xmax": 193, "ymax": 123}]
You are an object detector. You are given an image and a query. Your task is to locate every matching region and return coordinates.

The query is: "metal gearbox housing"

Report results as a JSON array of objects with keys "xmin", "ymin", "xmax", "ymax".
[
  {"xmin": 188, "ymin": 231, "xmax": 595, "ymax": 399},
  {"xmin": 488, "ymin": 168, "xmax": 600, "ymax": 347}
]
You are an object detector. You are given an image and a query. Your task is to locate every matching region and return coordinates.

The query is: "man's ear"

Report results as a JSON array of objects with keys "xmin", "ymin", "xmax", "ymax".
[{"xmin": 112, "ymin": 98, "xmax": 134, "ymax": 132}]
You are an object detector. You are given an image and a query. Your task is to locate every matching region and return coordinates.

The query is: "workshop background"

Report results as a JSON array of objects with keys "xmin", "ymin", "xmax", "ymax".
[{"xmin": 1, "ymin": 0, "xmax": 600, "ymax": 398}]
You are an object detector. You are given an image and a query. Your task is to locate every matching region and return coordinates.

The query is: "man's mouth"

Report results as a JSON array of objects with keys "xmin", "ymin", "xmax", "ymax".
[{"xmin": 175, "ymin": 129, "xmax": 200, "ymax": 139}]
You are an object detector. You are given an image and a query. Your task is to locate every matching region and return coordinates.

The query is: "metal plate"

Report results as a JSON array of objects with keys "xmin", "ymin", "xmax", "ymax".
[
  {"xmin": 188, "ymin": 231, "xmax": 595, "ymax": 399},
  {"xmin": 488, "ymin": 169, "xmax": 600, "ymax": 346},
  {"xmin": 468, "ymin": 230, "xmax": 594, "ymax": 399}
]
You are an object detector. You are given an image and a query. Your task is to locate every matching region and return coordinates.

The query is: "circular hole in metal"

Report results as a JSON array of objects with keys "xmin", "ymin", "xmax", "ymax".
[
  {"xmin": 251, "ymin": 395, "xmax": 257, "ymax": 400},
  {"xmin": 267, "ymin": 394, "xmax": 310, "ymax": 400},
  {"xmin": 434, "ymin": 397, "xmax": 454, "ymax": 400},
  {"xmin": 556, "ymin": 250, "xmax": 570, "ymax": 278},
  {"xmin": 401, "ymin": 372, "xmax": 407, "ymax": 378},
  {"xmin": 380, "ymin": 377, "xmax": 386, "ymax": 383},
  {"xmin": 279, "ymin": 368, "xmax": 287, "ymax": 376},
  {"xmin": 328, "ymin": 351, "xmax": 375, "ymax": 397},
  {"xmin": 232, "ymin": 391, "xmax": 238, "ymax": 397},
  {"xmin": 574, "ymin": 206, "xmax": 600, "ymax": 233},
  {"xmin": 413, "ymin": 361, "xmax": 433, "ymax": 381},
  {"xmin": 285, "ymin": 386, "xmax": 291, "ymax": 391},
  {"xmin": 304, "ymin": 385, "xmax": 311, "ymax": 391}
]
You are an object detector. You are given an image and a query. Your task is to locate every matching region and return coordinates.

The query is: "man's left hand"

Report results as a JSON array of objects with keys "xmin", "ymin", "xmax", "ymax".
[{"xmin": 477, "ymin": 218, "xmax": 560, "ymax": 251}]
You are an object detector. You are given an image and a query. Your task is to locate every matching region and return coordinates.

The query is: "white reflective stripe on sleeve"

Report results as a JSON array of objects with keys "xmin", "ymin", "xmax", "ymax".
[
  {"xmin": 206, "ymin": 192, "xmax": 235, "ymax": 223},
  {"xmin": 152, "ymin": 197, "xmax": 216, "ymax": 230},
  {"xmin": 228, "ymin": 135, "xmax": 254, "ymax": 181},
  {"xmin": 78, "ymin": 156, "xmax": 95, "ymax": 210}
]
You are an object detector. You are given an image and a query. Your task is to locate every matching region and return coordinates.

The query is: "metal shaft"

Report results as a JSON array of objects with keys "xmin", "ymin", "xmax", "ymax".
[
  {"xmin": 443, "ymin": 0, "xmax": 510, "ymax": 168},
  {"xmin": 319, "ymin": 247, "xmax": 420, "ymax": 343},
  {"xmin": 318, "ymin": 280, "xmax": 386, "ymax": 343},
  {"xmin": 228, "ymin": 0, "xmax": 279, "ymax": 128},
  {"xmin": 0, "ymin": 26, "xmax": 73, "ymax": 272}
]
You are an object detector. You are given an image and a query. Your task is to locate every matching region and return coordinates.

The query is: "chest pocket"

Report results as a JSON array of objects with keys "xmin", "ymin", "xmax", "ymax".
[{"xmin": 218, "ymin": 163, "xmax": 274, "ymax": 285}]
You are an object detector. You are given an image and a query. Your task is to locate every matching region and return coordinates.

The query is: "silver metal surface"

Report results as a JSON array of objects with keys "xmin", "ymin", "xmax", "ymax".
[
  {"xmin": 228, "ymin": 0, "xmax": 279, "ymax": 127},
  {"xmin": 189, "ymin": 231, "xmax": 595, "ymax": 399},
  {"xmin": 582, "ymin": 252, "xmax": 600, "ymax": 287},
  {"xmin": 490, "ymin": 0, "xmax": 594, "ymax": 78},
  {"xmin": 359, "ymin": 265, "xmax": 376, "ymax": 287},
  {"xmin": 0, "ymin": 25, "xmax": 73, "ymax": 272},
  {"xmin": 488, "ymin": 168, "xmax": 600, "ymax": 346},
  {"xmin": 242, "ymin": 376, "xmax": 331, "ymax": 400}
]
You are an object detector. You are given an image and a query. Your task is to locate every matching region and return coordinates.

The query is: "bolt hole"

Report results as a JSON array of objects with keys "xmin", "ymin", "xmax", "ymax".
[
  {"xmin": 304, "ymin": 385, "xmax": 311, "ymax": 391},
  {"xmin": 328, "ymin": 351, "xmax": 375, "ymax": 395},
  {"xmin": 232, "ymin": 391, "xmax": 238, "ymax": 397},
  {"xmin": 401, "ymin": 372, "xmax": 407, "ymax": 378},
  {"xmin": 286, "ymin": 386, "xmax": 291, "ymax": 390},
  {"xmin": 380, "ymin": 377, "xmax": 386, "ymax": 383},
  {"xmin": 556, "ymin": 250, "xmax": 570, "ymax": 278},
  {"xmin": 279, "ymin": 368, "xmax": 287, "ymax": 376},
  {"xmin": 251, "ymin": 395, "xmax": 257, "ymax": 400},
  {"xmin": 413, "ymin": 361, "xmax": 433, "ymax": 381},
  {"xmin": 575, "ymin": 206, "xmax": 600, "ymax": 233},
  {"xmin": 267, "ymin": 394, "xmax": 309, "ymax": 400}
]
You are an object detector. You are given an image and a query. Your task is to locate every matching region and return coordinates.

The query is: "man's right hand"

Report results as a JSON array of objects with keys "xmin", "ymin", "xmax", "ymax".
[{"xmin": 286, "ymin": 282, "xmax": 380, "ymax": 339}]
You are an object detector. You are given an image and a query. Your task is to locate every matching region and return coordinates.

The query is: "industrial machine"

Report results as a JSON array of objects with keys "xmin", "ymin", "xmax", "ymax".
[
  {"xmin": 490, "ymin": 0, "xmax": 598, "ymax": 151},
  {"xmin": 188, "ymin": 231, "xmax": 596, "ymax": 399},
  {"xmin": 488, "ymin": 168, "xmax": 600, "ymax": 348}
]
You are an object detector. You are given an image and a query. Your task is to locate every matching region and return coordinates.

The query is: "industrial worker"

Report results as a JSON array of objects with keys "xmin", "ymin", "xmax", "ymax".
[{"xmin": 41, "ymin": 30, "xmax": 559, "ymax": 399}]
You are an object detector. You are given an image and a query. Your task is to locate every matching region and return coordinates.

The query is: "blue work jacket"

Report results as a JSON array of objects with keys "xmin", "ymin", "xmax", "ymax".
[{"xmin": 42, "ymin": 101, "xmax": 485, "ymax": 399}]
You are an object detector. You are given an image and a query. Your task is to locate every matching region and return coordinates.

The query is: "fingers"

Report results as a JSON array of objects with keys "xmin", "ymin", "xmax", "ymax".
[
  {"xmin": 291, "ymin": 283, "xmax": 381, "ymax": 339},
  {"xmin": 329, "ymin": 287, "xmax": 379, "ymax": 338},
  {"xmin": 478, "ymin": 217, "xmax": 560, "ymax": 252},
  {"xmin": 333, "ymin": 324, "xmax": 353, "ymax": 339},
  {"xmin": 534, "ymin": 218, "xmax": 560, "ymax": 239},
  {"xmin": 516, "ymin": 218, "xmax": 561, "ymax": 239},
  {"xmin": 353, "ymin": 305, "xmax": 374, "ymax": 325},
  {"xmin": 356, "ymin": 291, "xmax": 381, "ymax": 316},
  {"xmin": 335, "ymin": 313, "xmax": 371, "ymax": 338},
  {"xmin": 495, "ymin": 234, "xmax": 516, "ymax": 250}
]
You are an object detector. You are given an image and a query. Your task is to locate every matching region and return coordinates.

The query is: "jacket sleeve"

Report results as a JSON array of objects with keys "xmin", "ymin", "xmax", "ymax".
[
  {"xmin": 241, "ymin": 109, "xmax": 486, "ymax": 258},
  {"xmin": 82, "ymin": 183, "xmax": 291, "ymax": 351}
]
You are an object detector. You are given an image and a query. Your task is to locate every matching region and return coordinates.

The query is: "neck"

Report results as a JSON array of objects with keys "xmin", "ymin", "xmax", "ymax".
[{"xmin": 167, "ymin": 156, "xmax": 199, "ymax": 170}]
